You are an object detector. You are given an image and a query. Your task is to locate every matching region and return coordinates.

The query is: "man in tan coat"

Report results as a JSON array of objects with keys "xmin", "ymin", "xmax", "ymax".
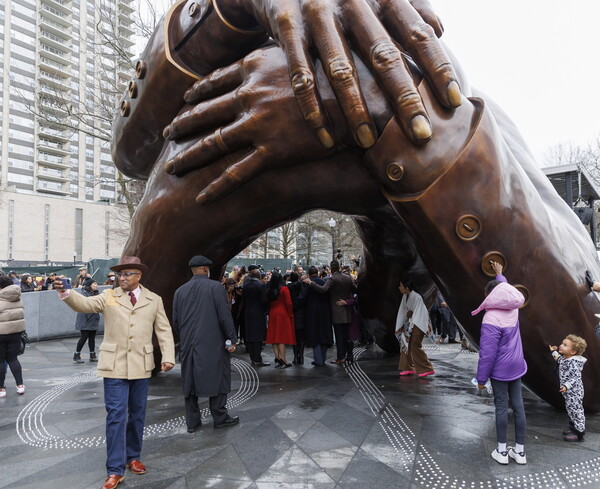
[{"xmin": 55, "ymin": 256, "xmax": 175, "ymax": 489}]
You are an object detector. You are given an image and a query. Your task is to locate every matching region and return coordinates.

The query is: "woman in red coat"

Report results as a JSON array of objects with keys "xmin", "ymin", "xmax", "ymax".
[{"xmin": 266, "ymin": 272, "xmax": 295, "ymax": 368}]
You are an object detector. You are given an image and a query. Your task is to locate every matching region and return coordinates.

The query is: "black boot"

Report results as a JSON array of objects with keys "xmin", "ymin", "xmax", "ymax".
[
  {"xmin": 73, "ymin": 352, "xmax": 84, "ymax": 364},
  {"xmin": 89, "ymin": 352, "xmax": 98, "ymax": 362}
]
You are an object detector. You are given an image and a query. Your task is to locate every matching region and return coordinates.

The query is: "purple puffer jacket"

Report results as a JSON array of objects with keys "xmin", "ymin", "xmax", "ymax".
[{"xmin": 472, "ymin": 275, "xmax": 527, "ymax": 384}]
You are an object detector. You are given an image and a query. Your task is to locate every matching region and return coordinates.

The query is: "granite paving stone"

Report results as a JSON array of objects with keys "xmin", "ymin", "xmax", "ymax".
[{"xmin": 0, "ymin": 338, "xmax": 598, "ymax": 489}]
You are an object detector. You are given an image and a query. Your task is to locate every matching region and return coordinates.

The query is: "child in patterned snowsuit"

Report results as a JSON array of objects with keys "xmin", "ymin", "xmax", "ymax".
[{"xmin": 549, "ymin": 335, "xmax": 587, "ymax": 442}]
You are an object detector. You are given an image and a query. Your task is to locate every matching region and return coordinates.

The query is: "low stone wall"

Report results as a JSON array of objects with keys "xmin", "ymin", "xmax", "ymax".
[{"xmin": 21, "ymin": 286, "xmax": 109, "ymax": 341}]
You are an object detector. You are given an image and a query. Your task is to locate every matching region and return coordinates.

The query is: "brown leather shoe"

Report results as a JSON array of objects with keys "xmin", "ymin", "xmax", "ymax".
[
  {"xmin": 126, "ymin": 459, "xmax": 147, "ymax": 474},
  {"xmin": 330, "ymin": 359, "xmax": 345, "ymax": 364},
  {"xmin": 100, "ymin": 474, "xmax": 124, "ymax": 489}
]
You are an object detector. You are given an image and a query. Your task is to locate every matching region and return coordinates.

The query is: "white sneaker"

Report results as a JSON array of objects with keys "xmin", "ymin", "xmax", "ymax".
[
  {"xmin": 16, "ymin": 385, "xmax": 25, "ymax": 395},
  {"xmin": 508, "ymin": 447, "xmax": 527, "ymax": 464},
  {"xmin": 491, "ymin": 449, "xmax": 509, "ymax": 464},
  {"xmin": 0, "ymin": 389, "xmax": 6, "ymax": 398}
]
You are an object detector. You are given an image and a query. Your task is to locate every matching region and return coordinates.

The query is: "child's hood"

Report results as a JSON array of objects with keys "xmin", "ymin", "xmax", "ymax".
[{"xmin": 565, "ymin": 355, "xmax": 587, "ymax": 370}]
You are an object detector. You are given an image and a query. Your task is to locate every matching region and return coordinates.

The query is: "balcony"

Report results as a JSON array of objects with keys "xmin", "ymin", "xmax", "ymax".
[
  {"xmin": 38, "ymin": 84, "xmax": 68, "ymax": 103},
  {"xmin": 39, "ymin": 98, "xmax": 69, "ymax": 118},
  {"xmin": 40, "ymin": 4, "xmax": 72, "ymax": 27},
  {"xmin": 38, "ymin": 70, "xmax": 70, "ymax": 91},
  {"xmin": 40, "ymin": 0, "xmax": 72, "ymax": 17},
  {"xmin": 38, "ymin": 152, "xmax": 69, "ymax": 168},
  {"xmin": 40, "ymin": 31, "xmax": 72, "ymax": 53},
  {"xmin": 118, "ymin": 0, "xmax": 135, "ymax": 15},
  {"xmin": 40, "ymin": 44, "xmax": 72, "ymax": 66},
  {"xmin": 38, "ymin": 126, "xmax": 69, "ymax": 143},
  {"xmin": 40, "ymin": 16, "xmax": 72, "ymax": 39},
  {"xmin": 39, "ymin": 57, "xmax": 71, "ymax": 78},
  {"xmin": 118, "ymin": 22, "xmax": 135, "ymax": 36},
  {"xmin": 38, "ymin": 139, "xmax": 70, "ymax": 156},
  {"xmin": 36, "ymin": 179, "xmax": 70, "ymax": 195},
  {"xmin": 37, "ymin": 168, "xmax": 70, "ymax": 182}
]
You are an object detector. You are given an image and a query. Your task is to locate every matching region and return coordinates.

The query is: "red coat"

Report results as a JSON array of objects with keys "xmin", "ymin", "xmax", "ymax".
[{"xmin": 266, "ymin": 286, "xmax": 296, "ymax": 345}]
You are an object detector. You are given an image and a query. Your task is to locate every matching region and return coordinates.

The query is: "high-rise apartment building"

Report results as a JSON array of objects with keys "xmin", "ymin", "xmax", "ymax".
[{"xmin": 0, "ymin": 0, "xmax": 134, "ymax": 265}]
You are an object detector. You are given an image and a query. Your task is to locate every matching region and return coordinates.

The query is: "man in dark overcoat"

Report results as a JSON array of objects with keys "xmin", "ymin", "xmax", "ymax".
[
  {"xmin": 303, "ymin": 266, "xmax": 333, "ymax": 366},
  {"xmin": 172, "ymin": 255, "xmax": 239, "ymax": 433},
  {"xmin": 304, "ymin": 260, "xmax": 356, "ymax": 363},
  {"xmin": 242, "ymin": 265, "xmax": 269, "ymax": 366}
]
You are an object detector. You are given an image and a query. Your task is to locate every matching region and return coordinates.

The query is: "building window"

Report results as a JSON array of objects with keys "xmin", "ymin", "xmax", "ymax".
[
  {"xmin": 75, "ymin": 208, "xmax": 83, "ymax": 262},
  {"xmin": 44, "ymin": 204, "xmax": 50, "ymax": 261},
  {"xmin": 8, "ymin": 200, "xmax": 14, "ymax": 260}
]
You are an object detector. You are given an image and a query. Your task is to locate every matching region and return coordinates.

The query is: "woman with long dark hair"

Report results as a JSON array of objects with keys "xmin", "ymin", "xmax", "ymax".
[{"xmin": 265, "ymin": 271, "xmax": 295, "ymax": 368}]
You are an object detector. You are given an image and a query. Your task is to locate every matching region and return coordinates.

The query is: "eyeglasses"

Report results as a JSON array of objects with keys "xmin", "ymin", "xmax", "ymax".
[{"xmin": 117, "ymin": 272, "xmax": 140, "ymax": 278}]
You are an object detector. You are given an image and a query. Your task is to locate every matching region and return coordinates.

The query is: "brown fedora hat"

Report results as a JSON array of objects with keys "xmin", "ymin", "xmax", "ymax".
[{"xmin": 110, "ymin": 256, "xmax": 149, "ymax": 274}]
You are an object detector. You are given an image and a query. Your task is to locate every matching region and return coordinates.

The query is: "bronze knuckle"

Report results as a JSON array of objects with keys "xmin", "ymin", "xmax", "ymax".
[
  {"xmin": 329, "ymin": 58, "xmax": 354, "ymax": 81},
  {"xmin": 408, "ymin": 21, "xmax": 435, "ymax": 45},
  {"xmin": 370, "ymin": 40, "xmax": 401, "ymax": 68},
  {"xmin": 291, "ymin": 71, "xmax": 315, "ymax": 93}
]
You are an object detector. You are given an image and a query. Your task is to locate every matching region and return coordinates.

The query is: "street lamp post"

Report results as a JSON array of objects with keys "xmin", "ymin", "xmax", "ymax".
[
  {"xmin": 73, "ymin": 251, "xmax": 77, "ymax": 266},
  {"xmin": 328, "ymin": 218, "xmax": 336, "ymax": 261}
]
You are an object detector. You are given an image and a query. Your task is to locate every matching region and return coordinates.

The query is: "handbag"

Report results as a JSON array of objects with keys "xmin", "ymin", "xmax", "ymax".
[{"xmin": 17, "ymin": 331, "xmax": 30, "ymax": 356}]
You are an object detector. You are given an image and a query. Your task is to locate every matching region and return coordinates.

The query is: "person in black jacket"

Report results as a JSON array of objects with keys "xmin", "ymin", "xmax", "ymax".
[
  {"xmin": 73, "ymin": 278, "xmax": 100, "ymax": 364},
  {"xmin": 303, "ymin": 266, "xmax": 333, "ymax": 366},
  {"xmin": 242, "ymin": 265, "xmax": 270, "ymax": 366},
  {"xmin": 287, "ymin": 272, "xmax": 307, "ymax": 364}
]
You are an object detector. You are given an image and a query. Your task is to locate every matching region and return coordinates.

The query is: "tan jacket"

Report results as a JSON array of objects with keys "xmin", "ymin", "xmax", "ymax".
[
  {"xmin": 64, "ymin": 286, "xmax": 175, "ymax": 379},
  {"xmin": 0, "ymin": 285, "xmax": 25, "ymax": 335}
]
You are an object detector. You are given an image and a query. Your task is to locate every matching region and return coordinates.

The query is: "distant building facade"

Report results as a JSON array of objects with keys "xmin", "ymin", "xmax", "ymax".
[{"xmin": 0, "ymin": 0, "xmax": 136, "ymax": 264}]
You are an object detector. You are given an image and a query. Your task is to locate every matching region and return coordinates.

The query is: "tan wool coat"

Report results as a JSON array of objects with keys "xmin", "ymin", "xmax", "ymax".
[{"xmin": 64, "ymin": 286, "xmax": 175, "ymax": 379}]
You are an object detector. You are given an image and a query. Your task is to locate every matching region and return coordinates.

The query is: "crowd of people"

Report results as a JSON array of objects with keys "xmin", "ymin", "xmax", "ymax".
[
  {"xmin": 4, "ymin": 266, "xmax": 119, "ymax": 293},
  {"xmin": 221, "ymin": 260, "xmax": 372, "ymax": 368}
]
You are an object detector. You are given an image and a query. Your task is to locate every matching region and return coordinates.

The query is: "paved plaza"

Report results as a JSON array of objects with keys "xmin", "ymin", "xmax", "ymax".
[{"xmin": 0, "ymin": 337, "xmax": 599, "ymax": 489}]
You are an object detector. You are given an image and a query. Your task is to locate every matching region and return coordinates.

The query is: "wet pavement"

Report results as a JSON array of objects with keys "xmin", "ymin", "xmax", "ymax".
[{"xmin": 0, "ymin": 337, "xmax": 599, "ymax": 489}]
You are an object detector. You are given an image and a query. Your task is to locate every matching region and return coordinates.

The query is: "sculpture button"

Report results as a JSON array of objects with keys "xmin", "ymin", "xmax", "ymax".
[
  {"xmin": 129, "ymin": 336, "xmax": 133, "ymax": 340},
  {"xmin": 455, "ymin": 214, "xmax": 481, "ymax": 240},
  {"xmin": 188, "ymin": 2, "xmax": 198, "ymax": 16},
  {"xmin": 128, "ymin": 81, "xmax": 138, "ymax": 99},
  {"xmin": 386, "ymin": 162, "xmax": 404, "ymax": 181},
  {"xmin": 481, "ymin": 251, "xmax": 506, "ymax": 277},
  {"xmin": 120, "ymin": 100, "xmax": 131, "ymax": 117},
  {"xmin": 514, "ymin": 285, "xmax": 530, "ymax": 308},
  {"xmin": 135, "ymin": 60, "xmax": 147, "ymax": 79},
  {"xmin": 128, "ymin": 349, "xmax": 132, "ymax": 352}
]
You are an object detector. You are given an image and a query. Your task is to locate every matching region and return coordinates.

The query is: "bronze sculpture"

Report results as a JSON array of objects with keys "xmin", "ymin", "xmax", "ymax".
[{"xmin": 112, "ymin": 1, "xmax": 600, "ymax": 412}]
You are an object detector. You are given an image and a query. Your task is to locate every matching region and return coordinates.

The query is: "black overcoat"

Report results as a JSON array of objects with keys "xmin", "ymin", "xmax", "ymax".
[
  {"xmin": 173, "ymin": 274, "xmax": 237, "ymax": 397},
  {"xmin": 242, "ymin": 277, "xmax": 268, "ymax": 342},
  {"xmin": 308, "ymin": 271, "xmax": 356, "ymax": 323},
  {"xmin": 304, "ymin": 277, "xmax": 333, "ymax": 347},
  {"xmin": 287, "ymin": 281, "xmax": 307, "ymax": 330}
]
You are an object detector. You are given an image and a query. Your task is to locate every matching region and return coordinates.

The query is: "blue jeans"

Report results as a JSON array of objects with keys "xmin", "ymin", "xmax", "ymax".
[
  {"xmin": 104, "ymin": 378, "xmax": 150, "ymax": 476},
  {"xmin": 490, "ymin": 378, "xmax": 527, "ymax": 445},
  {"xmin": 312, "ymin": 344, "xmax": 328, "ymax": 365}
]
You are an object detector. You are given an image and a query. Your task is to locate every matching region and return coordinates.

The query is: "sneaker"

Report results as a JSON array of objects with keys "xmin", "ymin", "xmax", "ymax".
[
  {"xmin": 417, "ymin": 370, "xmax": 435, "ymax": 377},
  {"xmin": 0, "ymin": 388, "xmax": 6, "ymax": 398},
  {"xmin": 562, "ymin": 427, "xmax": 575, "ymax": 435},
  {"xmin": 491, "ymin": 449, "xmax": 509, "ymax": 465},
  {"xmin": 16, "ymin": 385, "xmax": 25, "ymax": 395},
  {"xmin": 399, "ymin": 370, "xmax": 415, "ymax": 376},
  {"xmin": 508, "ymin": 447, "xmax": 527, "ymax": 464}
]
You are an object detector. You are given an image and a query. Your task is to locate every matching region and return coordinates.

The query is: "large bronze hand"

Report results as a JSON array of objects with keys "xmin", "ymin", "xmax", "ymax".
[
  {"xmin": 163, "ymin": 45, "xmax": 393, "ymax": 204},
  {"xmin": 215, "ymin": 0, "xmax": 460, "ymax": 147}
]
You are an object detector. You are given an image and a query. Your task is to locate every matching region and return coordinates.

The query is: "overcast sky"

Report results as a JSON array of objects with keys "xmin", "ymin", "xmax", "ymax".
[{"xmin": 430, "ymin": 0, "xmax": 600, "ymax": 163}]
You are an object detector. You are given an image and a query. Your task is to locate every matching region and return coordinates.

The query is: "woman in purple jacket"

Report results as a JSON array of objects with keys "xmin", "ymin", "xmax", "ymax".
[{"xmin": 472, "ymin": 261, "xmax": 527, "ymax": 465}]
